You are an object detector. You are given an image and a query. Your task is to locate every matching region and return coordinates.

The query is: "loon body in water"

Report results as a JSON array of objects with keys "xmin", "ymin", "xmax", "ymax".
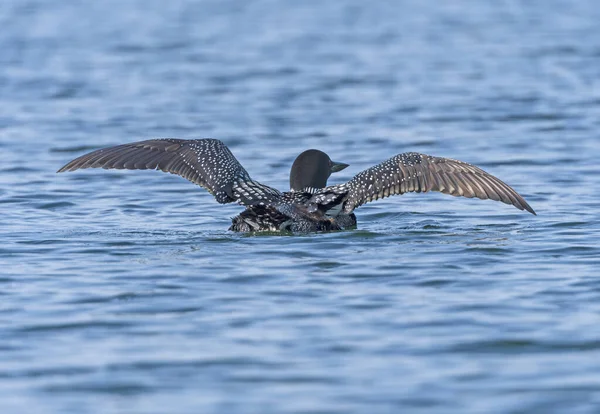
[{"xmin": 58, "ymin": 138, "xmax": 535, "ymax": 232}]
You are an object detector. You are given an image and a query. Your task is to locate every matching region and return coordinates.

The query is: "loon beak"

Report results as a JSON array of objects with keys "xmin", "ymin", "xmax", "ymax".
[{"xmin": 330, "ymin": 160, "xmax": 349, "ymax": 173}]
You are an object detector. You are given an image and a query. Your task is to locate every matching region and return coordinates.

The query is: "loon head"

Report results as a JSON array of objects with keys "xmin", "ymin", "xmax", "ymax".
[{"xmin": 290, "ymin": 149, "xmax": 349, "ymax": 191}]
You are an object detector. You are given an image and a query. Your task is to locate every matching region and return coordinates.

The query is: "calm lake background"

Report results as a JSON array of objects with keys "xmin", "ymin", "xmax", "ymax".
[{"xmin": 2, "ymin": 1, "xmax": 600, "ymax": 413}]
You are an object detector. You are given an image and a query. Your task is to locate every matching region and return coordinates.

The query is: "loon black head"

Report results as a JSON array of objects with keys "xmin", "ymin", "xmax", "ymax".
[{"xmin": 290, "ymin": 149, "xmax": 349, "ymax": 191}]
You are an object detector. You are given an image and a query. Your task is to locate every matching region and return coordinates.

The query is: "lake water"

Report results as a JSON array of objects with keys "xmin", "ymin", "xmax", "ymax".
[{"xmin": 2, "ymin": 1, "xmax": 600, "ymax": 413}]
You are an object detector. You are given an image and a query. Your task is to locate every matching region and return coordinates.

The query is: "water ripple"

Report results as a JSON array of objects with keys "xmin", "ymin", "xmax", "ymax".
[{"xmin": 2, "ymin": 1, "xmax": 600, "ymax": 413}]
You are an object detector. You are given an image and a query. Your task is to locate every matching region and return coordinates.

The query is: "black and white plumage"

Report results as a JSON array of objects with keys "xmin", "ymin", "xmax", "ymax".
[
  {"xmin": 310, "ymin": 152, "xmax": 536, "ymax": 216},
  {"xmin": 57, "ymin": 138, "xmax": 535, "ymax": 232},
  {"xmin": 57, "ymin": 139, "xmax": 281, "ymax": 206}
]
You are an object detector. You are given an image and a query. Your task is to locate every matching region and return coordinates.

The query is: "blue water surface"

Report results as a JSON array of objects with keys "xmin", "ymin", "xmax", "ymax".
[{"xmin": 1, "ymin": 1, "xmax": 600, "ymax": 413}]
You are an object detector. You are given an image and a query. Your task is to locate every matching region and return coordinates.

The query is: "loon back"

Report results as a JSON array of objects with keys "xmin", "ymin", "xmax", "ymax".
[{"xmin": 57, "ymin": 138, "xmax": 535, "ymax": 233}]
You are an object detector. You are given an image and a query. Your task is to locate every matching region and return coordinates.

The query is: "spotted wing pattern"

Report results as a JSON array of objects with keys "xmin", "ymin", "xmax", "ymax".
[
  {"xmin": 311, "ymin": 152, "xmax": 536, "ymax": 215},
  {"xmin": 57, "ymin": 138, "xmax": 281, "ymax": 205}
]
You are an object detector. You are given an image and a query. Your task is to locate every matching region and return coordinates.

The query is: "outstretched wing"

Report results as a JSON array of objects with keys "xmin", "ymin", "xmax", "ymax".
[
  {"xmin": 57, "ymin": 138, "xmax": 281, "ymax": 205},
  {"xmin": 312, "ymin": 152, "xmax": 535, "ymax": 215}
]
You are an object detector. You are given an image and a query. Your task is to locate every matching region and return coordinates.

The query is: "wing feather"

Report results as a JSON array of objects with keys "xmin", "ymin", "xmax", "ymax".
[
  {"xmin": 58, "ymin": 138, "xmax": 281, "ymax": 205},
  {"xmin": 316, "ymin": 152, "xmax": 535, "ymax": 215}
]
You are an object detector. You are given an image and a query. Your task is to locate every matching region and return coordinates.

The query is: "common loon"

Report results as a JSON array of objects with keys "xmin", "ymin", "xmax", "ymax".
[{"xmin": 57, "ymin": 138, "xmax": 536, "ymax": 232}]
